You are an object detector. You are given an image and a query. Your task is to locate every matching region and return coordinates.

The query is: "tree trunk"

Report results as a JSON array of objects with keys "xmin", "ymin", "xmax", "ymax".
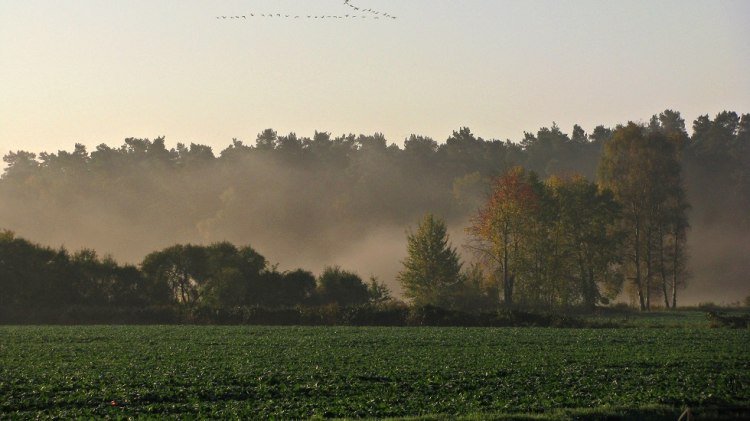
[
  {"xmin": 659, "ymin": 231, "xmax": 670, "ymax": 309},
  {"xmin": 180, "ymin": 270, "xmax": 188, "ymax": 304},
  {"xmin": 671, "ymin": 238, "xmax": 680, "ymax": 309},
  {"xmin": 634, "ymin": 221, "xmax": 646, "ymax": 311},
  {"xmin": 503, "ymin": 235, "xmax": 512, "ymax": 307},
  {"xmin": 645, "ymin": 228, "xmax": 652, "ymax": 311},
  {"xmin": 587, "ymin": 266, "xmax": 596, "ymax": 312}
]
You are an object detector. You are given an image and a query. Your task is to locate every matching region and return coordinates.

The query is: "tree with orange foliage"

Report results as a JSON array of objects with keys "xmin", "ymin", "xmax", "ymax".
[{"xmin": 466, "ymin": 167, "xmax": 541, "ymax": 307}]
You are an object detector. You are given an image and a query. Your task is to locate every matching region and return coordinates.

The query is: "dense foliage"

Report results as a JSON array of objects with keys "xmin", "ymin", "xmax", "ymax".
[
  {"xmin": 397, "ymin": 214, "xmax": 464, "ymax": 308},
  {"xmin": 0, "ymin": 110, "xmax": 746, "ymax": 268},
  {"xmin": 599, "ymin": 123, "xmax": 689, "ymax": 310},
  {"xmin": 467, "ymin": 170, "xmax": 623, "ymax": 311},
  {"xmin": 1, "ymin": 325, "xmax": 748, "ymax": 419},
  {"xmin": 1, "ymin": 109, "xmax": 748, "ymax": 317},
  {"xmin": 0, "ymin": 231, "xmax": 394, "ymax": 324}
]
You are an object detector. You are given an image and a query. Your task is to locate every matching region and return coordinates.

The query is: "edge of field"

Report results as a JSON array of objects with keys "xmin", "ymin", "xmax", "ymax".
[{"xmin": 367, "ymin": 405, "xmax": 750, "ymax": 420}]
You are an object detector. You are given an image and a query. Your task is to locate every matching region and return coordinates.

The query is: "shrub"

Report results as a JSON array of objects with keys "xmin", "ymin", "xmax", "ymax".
[
  {"xmin": 698, "ymin": 302, "xmax": 720, "ymax": 310},
  {"xmin": 341, "ymin": 303, "xmax": 409, "ymax": 326},
  {"xmin": 300, "ymin": 304, "xmax": 341, "ymax": 325},
  {"xmin": 706, "ymin": 311, "xmax": 750, "ymax": 329},
  {"xmin": 58, "ymin": 306, "xmax": 180, "ymax": 324}
]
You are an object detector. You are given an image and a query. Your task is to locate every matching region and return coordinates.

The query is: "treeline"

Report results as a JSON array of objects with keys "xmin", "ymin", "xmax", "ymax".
[
  {"xmin": 0, "ymin": 109, "xmax": 748, "ymax": 315},
  {"xmin": 1, "ymin": 110, "xmax": 747, "ymax": 268},
  {"xmin": 0, "ymin": 230, "xmax": 598, "ymax": 327},
  {"xmin": 400, "ymin": 121, "xmax": 689, "ymax": 313},
  {"xmin": 0, "ymin": 231, "xmax": 398, "ymax": 324},
  {"xmin": 0, "ymin": 120, "xmax": 698, "ymax": 320}
]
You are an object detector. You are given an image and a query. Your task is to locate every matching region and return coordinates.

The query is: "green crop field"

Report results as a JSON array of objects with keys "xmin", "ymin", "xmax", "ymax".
[{"xmin": 1, "ymin": 325, "xmax": 748, "ymax": 419}]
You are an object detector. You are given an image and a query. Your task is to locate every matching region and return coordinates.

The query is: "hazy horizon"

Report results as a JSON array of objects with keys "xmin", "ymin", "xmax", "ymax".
[
  {"xmin": 2, "ymin": 0, "xmax": 749, "ymax": 161},
  {"xmin": 1, "ymin": 0, "xmax": 749, "ymax": 306}
]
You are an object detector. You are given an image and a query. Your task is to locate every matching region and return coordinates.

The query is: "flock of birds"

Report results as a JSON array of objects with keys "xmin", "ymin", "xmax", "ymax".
[
  {"xmin": 343, "ymin": 0, "xmax": 396, "ymax": 19},
  {"xmin": 216, "ymin": 0, "xmax": 397, "ymax": 21}
]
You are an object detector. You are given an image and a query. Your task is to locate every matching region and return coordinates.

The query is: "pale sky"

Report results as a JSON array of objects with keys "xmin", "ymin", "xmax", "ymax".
[{"xmin": 1, "ymin": 0, "xmax": 748, "ymax": 160}]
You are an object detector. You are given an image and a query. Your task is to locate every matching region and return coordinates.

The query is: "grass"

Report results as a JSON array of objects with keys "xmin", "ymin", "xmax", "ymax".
[{"xmin": 1, "ymin": 323, "xmax": 748, "ymax": 419}]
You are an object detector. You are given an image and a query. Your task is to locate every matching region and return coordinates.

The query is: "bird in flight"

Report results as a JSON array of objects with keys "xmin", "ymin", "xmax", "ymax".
[{"xmin": 216, "ymin": 0, "xmax": 397, "ymax": 21}]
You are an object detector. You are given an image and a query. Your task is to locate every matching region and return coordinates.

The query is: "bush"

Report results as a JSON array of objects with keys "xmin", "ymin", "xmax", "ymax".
[
  {"xmin": 63, "ymin": 306, "xmax": 181, "ymax": 324},
  {"xmin": 706, "ymin": 311, "xmax": 750, "ymax": 329},
  {"xmin": 247, "ymin": 307, "xmax": 302, "ymax": 325},
  {"xmin": 0, "ymin": 303, "xmax": 601, "ymax": 327},
  {"xmin": 0, "ymin": 305, "xmax": 61, "ymax": 324},
  {"xmin": 317, "ymin": 267, "xmax": 370, "ymax": 307},
  {"xmin": 408, "ymin": 305, "xmax": 472, "ymax": 326},
  {"xmin": 698, "ymin": 302, "xmax": 721, "ymax": 311},
  {"xmin": 341, "ymin": 303, "xmax": 409, "ymax": 326},
  {"xmin": 300, "ymin": 304, "xmax": 341, "ymax": 325},
  {"xmin": 405, "ymin": 306, "xmax": 590, "ymax": 327}
]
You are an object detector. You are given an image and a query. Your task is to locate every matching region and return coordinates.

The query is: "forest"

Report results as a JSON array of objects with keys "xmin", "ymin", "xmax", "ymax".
[{"xmin": 1, "ymin": 110, "xmax": 749, "ymax": 323}]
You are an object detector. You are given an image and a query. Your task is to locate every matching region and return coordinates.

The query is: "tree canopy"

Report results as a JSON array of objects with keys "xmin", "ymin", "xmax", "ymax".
[{"xmin": 1, "ymin": 109, "xmax": 748, "ymax": 315}]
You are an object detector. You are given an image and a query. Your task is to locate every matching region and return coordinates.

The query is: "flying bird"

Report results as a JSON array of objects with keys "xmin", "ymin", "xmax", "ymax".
[{"xmin": 215, "ymin": 0, "xmax": 398, "ymax": 23}]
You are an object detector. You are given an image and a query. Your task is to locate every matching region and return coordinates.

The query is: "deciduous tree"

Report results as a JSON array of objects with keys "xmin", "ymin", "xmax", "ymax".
[
  {"xmin": 467, "ymin": 168, "xmax": 540, "ymax": 307},
  {"xmin": 598, "ymin": 123, "xmax": 688, "ymax": 310}
]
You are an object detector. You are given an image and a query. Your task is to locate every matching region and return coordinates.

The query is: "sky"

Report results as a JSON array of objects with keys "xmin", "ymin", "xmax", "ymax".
[{"xmin": 1, "ymin": 0, "xmax": 749, "ymax": 160}]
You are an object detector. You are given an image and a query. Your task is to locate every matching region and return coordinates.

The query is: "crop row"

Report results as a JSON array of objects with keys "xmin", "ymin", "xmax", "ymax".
[{"xmin": 1, "ymin": 326, "xmax": 748, "ymax": 418}]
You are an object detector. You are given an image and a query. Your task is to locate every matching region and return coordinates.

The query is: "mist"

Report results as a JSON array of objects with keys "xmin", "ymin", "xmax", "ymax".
[
  {"xmin": 684, "ymin": 225, "xmax": 750, "ymax": 305},
  {"xmin": 1, "ymin": 112, "xmax": 748, "ymax": 305}
]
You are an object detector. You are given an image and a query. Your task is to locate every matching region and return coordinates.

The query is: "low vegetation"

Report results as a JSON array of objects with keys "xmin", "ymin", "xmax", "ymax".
[{"xmin": 1, "ymin": 325, "xmax": 748, "ymax": 419}]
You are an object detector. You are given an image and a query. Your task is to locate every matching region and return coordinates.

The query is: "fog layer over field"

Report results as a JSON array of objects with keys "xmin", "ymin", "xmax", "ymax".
[{"xmin": 2, "ymin": 112, "xmax": 748, "ymax": 305}]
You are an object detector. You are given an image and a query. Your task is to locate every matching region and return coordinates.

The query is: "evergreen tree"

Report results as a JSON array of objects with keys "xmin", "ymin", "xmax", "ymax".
[{"xmin": 398, "ymin": 214, "xmax": 463, "ymax": 308}]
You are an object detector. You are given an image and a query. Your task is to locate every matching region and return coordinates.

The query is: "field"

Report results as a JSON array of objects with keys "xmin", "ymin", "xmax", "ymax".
[{"xmin": 1, "ymin": 323, "xmax": 749, "ymax": 419}]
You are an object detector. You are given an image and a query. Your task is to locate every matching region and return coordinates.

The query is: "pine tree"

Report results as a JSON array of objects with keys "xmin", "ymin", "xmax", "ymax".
[{"xmin": 397, "ymin": 214, "xmax": 462, "ymax": 308}]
